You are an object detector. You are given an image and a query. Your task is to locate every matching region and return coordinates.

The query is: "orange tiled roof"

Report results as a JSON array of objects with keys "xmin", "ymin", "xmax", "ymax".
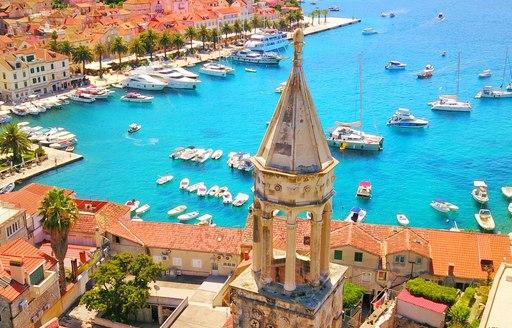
[
  {"xmin": 0, "ymin": 183, "xmax": 74, "ymax": 215},
  {"xmin": 331, "ymin": 223, "xmax": 382, "ymax": 256},
  {"xmin": 39, "ymin": 242, "xmax": 95, "ymax": 263},
  {"xmin": 213, "ymin": 6, "xmax": 241, "ymax": 15},
  {"xmin": 385, "ymin": 228, "xmax": 431, "ymax": 258}
]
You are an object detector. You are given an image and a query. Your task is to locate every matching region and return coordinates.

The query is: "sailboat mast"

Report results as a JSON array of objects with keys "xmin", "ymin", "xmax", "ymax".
[
  {"xmin": 501, "ymin": 48, "xmax": 508, "ymax": 88},
  {"xmin": 456, "ymin": 52, "xmax": 460, "ymax": 99},
  {"xmin": 358, "ymin": 53, "xmax": 363, "ymax": 134}
]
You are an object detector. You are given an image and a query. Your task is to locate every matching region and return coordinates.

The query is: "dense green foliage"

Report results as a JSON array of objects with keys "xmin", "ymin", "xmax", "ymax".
[
  {"xmin": 0, "ymin": 123, "xmax": 32, "ymax": 163},
  {"xmin": 457, "ymin": 287, "xmax": 475, "ymax": 307},
  {"xmin": 343, "ymin": 282, "xmax": 365, "ymax": 309},
  {"xmin": 406, "ymin": 278, "xmax": 458, "ymax": 306},
  {"xmin": 448, "ymin": 304, "xmax": 471, "ymax": 327},
  {"xmin": 81, "ymin": 253, "xmax": 165, "ymax": 323}
]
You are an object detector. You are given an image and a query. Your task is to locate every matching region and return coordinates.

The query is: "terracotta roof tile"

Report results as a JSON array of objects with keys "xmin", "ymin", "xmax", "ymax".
[
  {"xmin": 385, "ymin": 228, "xmax": 431, "ymax": 258},
  {"xmin": 0, "ymin": 183, "xmax": 74, "ymax": 215},
  {"xmin": 39, "ymin": 242, "xmax": 95, "ymax": 262},
  {"xmin": 330, "ymin": 223, "xmax": 382, "ymax": 256}
]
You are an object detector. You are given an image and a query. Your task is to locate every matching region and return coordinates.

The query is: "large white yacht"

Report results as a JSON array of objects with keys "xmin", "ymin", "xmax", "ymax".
[
  {"xmin": 430, "ymin": 95, "xmax": 472, "ymax": 112},
  {"xmin": 140, "ymin": 65, "xmax": 201, "ymax": 90},
  {"xmin": 244, "ymin": 29, "xmax": 289, "ymax": 53},
  {"xmin": 122, "ymin": 74, "xmax": 167, "ymax": 91},
  {"xmin": 199, "ymin": 62, "xmax": 235, "ymax": 77},
  {"xmin": 230, "ymin": 49, "xmax": 287, "ymax": 65},
  {"xmin": 474, "ymin": 86, "xmax": 512, "ymax": 98}
]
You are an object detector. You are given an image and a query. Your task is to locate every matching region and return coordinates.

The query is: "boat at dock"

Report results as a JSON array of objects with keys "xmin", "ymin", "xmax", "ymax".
[
  {"xmin": 244, "ymin": 28, "xmax": 289, "ymax": 53},
  {"xmin": 230, "ymin": 49, "xmax": 287, "ymax": 65},
  {"xmin": 187, "ymin": 182, "xmax": 204, "ymax": 193},
  {"xmin": 135, "ymin": 203, "xmax": 150, "ymax": 215},
  {"xmin": 122, "ymin": 74, "xmax": 167, "ymax": 91},
  {"xmin": 137, "ymin": 64, "xmax": 201, "ymax": 89},
  {"xmin": 232, "ymin": 193, "xmax": 249, "ymax": 207},
  {"xmin": 397, "ymin": 213, "xmax": 409, "ymax": 226},
  {"xmin": 199, "ymin": 62, "xmax": 235, "ymax": 77},
  {"xmin": 177, "ymin": 211, "xmax": 199, "ymax": 222},
  {"xmin": 179, "ymin": 178, "xmax": 190, "ymax": 189},
  {"xmin": 222, "ymin": 191, "xmax": 233, "ymax": 204},
  {"xmin": 69, "ymin": 91, "xmax": 95, "ymax": 103},
  {"xmin": 195, "ymin": 214, "xmax": 215, "ymax": 226},
  {"xmin": 121, "ymin": 92, "xmax": 154, "ymax": 103},
  {"xmin": 168, "ymin": 205, "xmax": 187, "ymax": 216},
  {"xmin": 124, "ymin": 199, "xmax": 140, "ymax": 212},
  {"xmin": 0, "ymin": 182, "xmax": 15, "ymax": 194},
  {"xmin": 211, "ymin": 149, "xmax": 223, "ymax": 160},
  {"xmin": 474, "ymin": 209, "xmax": 495, "ymax": 231},
  {"xmin": 207, "ymin": 185, "xmax": 219, "ymax": 196}
]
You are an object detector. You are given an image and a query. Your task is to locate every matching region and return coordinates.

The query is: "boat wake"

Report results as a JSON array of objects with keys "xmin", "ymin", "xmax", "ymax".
[{"xmin": 125, "ymin": 135, "xmax": 160, "ymax": 146}]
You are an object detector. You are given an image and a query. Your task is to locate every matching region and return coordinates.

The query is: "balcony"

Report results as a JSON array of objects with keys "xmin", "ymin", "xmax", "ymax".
[{"xmin": 30, "ymin": 271, "xmax": 58, "ymax": 298}]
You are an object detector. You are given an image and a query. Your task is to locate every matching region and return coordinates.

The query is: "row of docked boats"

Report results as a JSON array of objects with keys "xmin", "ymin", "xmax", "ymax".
[
  {"xmin": 19, "ymin": 124, "xmax": 77, "ymax": 150},
  {"xmin": 69, "ymin": 86, "xmax": 115, "ymax": 103},
  {"xmin": 11, "ymin": 95, "xmax": 70, "ymax": 116},
  {"xmin": 124, "ymin": 199, "xmax": 150, "ymax": 216},
  {"xmin": 170, "ymin": 146, "xmax": 223, "ymax": 163},
  {"xmin": 227, "ymin": 152, "xmax": 253, "ymax": 172},
  {"xmin": 178, "ymin": 178, "xmax": 250, "ymax": 206},
  {"xmin": 127, "ymin": 64, "xmax": 201, "ymax": 90}
]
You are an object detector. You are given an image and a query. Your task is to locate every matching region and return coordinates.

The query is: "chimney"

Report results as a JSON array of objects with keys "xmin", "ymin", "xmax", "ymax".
[
  {"xmin": 9, "ymin": 258, "xmax": 26, "ymax": 284},
  {"xmin": 79, "ymin": 251, "xmax": 87, "ymax": 264},
  {"xmin": 95, "ymin": 227, "xmax": 102, "ymax": 248},
  {"xmin": 448, "ymin": 263, "xmax": 455, "ymax": 276}
]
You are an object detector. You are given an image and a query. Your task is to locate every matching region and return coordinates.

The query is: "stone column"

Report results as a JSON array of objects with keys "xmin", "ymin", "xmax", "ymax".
[
  {"xmin": 261, "ymin": 215, "xmax": 273, "ymax": 284},
  {"xmin": 320, "ymin": 206, "xmax": 332, "ymax": 276},
  {"xmin": 284, "ymin": 221, "xmax": 297, "ymax": 292},
  {"xmin": 309, "ymin": 213, "xmax": 323, "ymax": 286},
  {"xmin": 158, "ymin": 305, "xmax": 163, "ymax": 324},
  {"xmin": 252, "ymin": 210, "xmax": 262, "ymax": 273}
]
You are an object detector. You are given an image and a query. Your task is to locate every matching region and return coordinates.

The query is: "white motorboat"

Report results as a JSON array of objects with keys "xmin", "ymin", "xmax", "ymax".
[
  {"xmin": 329, "ymin": 5, "xmax": 339, "ymax": 11},
  {"xmin": 161, "ymin": 63, "xmax": 199, "ymax": 79},
  {"xmin": 385, "ymin": 61, "xmax": 407, "ymax": 70},
  {"xmin": 124, "ymin": 199, "xmax": 140, "ymax": 212},
  {"xmin": 139, "ymin": 64, "xmax": 201, "ymax": 89},
  {"xmin": 244, "ymin": 28, "xmax": 289, "ymax": 52},
  {"xmin": 199, "ymin": 62, "xmax": 235, "ymax": 77},
  {"xmin": 121, "ymin": 92, "xmax": 154, "ymax": 103},
  {"xmin": 215, "ymin": 186, "xmax": 228, "ymax": 198},
  {"xmin": 362, "ymin": 27, "xmax": 378, "ymax": 35},
  {"xmin": 475, "ymin": 86, "xmax": 512, "ymax": 98},
  {"xmin": 227, "ymin": 152, "xmax": 254, "ymax": 171},
  {"xmin": 223, "ymin": 191, "xmax": 233, "ymax": 204},
  {"xmin": 193, "ymin": 148, "xmax": 213, "ymax": 163},
  {"xmin": 474, "ymin": 209, "xmax": 495, "ymax": 231},
  {"xmin": 195, "ymin": 214, "xmax": 215, "ymax": 226},
  {"xmin": 11, "ymin": 105, "xmax": 29, "ymax": 116},
  {"xmin": 437, "ymin": 12, "xmax": 445, "ymax": 21},
  {"xmin": 77, "ymin": 87, "xmax": 112, "ymax": 99},
  {"xmin": 345, "ymin": 207, "xmax": 367, "ymax": 222},
  {"xmin": 128, "ymin": 123, "xmax": 141, "ymax": 133},
  {"xmin": 501, "ymin": 186, "xmax": 512, "ymax": 198},
  {"xmin": 430, "ymin": 198, "xmax": 459, "ymax": 213},
  {"xmin": 135, "ymin": 203, "xmax": 150, "ymax": 215},
  {"xmin": 69, "ymin": 91, "xmax": 95, "ymax": 103},
  {"xmin": 0, "ymin": 182, "xmax": 15, "ymax": 194},
  {"xmin": 509, "ymin": 203, "xmax": 512, "ymax": 215},
  {"xmin": 230, "ymin": 49, "xmax": 287, "ymax": 65},
  {"xmin": 211, "ymin": 149, "xmax": 223, "ymax": 160},
  {"xmin": 179, "ymin": 178, "xmax": 190, "ymax": 189},
  {"xmin": 245, "ymin": 68, "xmax": 257, "ymax": 73},
  {"xmin": 179, "ymin": 147, "xmax": 197, "ymax": 160},
  {"xmin": 417, "ymin": 68, "xmax": 433, "ymax": 79},
  {"xmin": 471, "ymin": 180, "xmax": 489, "ymax": 203},
  {"xmin": 156, "ymin": 175, "xmax": 173, "ymax": 185},
  {"xmin": 122, "ymin": 74, "xmax": 167, "ymax": 90},
  {"xmin": 387, "ymin": 108, "xmax": 429, "ymax": 128},
  {"xmin": 356, "ymin": 181, "xmax": 372, "ymax": 198},
  {"xmin": 197, "ymin": 184, "xmax": 208, "ymax": 197},
  {"xmin": 397, "ymin": 213, "xmax": 409, "ymax": 226},
  {"xmin": 49, "ymin": 137, "xmax": 77, "ymax": 149},
  {"xmin": 178, "ymin": 211, "xmax": 200, "ymax": 222},
  {"xmin": 170, "ymin": 147, "xmax": 185, "ymax": 159},
  {"xmin": 204, "ymin": 186, "xmax": 219, "ymax": 197},
  {"xmin": 478, "ymin": 69, "xmax": 492, "ymax": 78},
  {"xmin": 187, "ymin": 182, "xmax": 204, "ymax": 193},
  {"xmin": 168, "ymin": 205, "xmax": 187, "ymax": 216},
  {"xmin": 232, "ymin": 193, "xmax": 249, "ymax": 207}
]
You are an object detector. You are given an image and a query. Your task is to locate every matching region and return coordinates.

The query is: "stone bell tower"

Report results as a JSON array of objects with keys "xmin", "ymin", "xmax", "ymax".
[{"xmin": 230, "ymin": 28, "xmax": 347, "ymax": 328}]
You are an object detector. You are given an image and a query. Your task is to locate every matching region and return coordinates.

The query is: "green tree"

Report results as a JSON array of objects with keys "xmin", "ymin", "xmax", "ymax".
[
  {"xmin": 343, "ymin": 282, "xmax": 365, "ymax": 309},
  {"xmin": 159, "ymin": 30, "xmax": 172, "ymax": 58},
  {"xmin": 233, "ymin": 20, "xmax": 242, "ymax": 40},
  {"xmin": 221, "ymin": 23, "xmax": 232, "ymax": 46},
  {"xmin": 278, "ymin": 18, "xmax": 287, "ymax": 30},
  {"xmin": 321, "ymin": 9, "xmax": 329, "ymax": 23},
  {"xmin": 309, "ymin": 10, "xmax": 316, "ymax": 26},
  {"xmin": 140, "ymin": 29, "xmax": 159, "ymax": 60},
  {"xmin": 81, "ymin": 253, "xmax": 165, "ymax": 323},
  {"xmin": 0, "ymin": 123, "xmax": 31, "ymax": 164},
  {"xmin": 198, "ymin": 26, "xmax": 209, "ymax": 50},
  {"xmin": 110, "ymin": 36, "xmax": 128, "ymax": 65},
  {"xmin": 93, "ymin": 42, "xmax": 106, "ymax": 78},
  {"xmin": 448, "ymin": 305, "xmax": 471, "ymax": 328},
  {"xmin": 242, "ymin": 19, "xmax": 252, "ymax": 39},
  {"xmin": 209, "ymin": 28, "xmax": 219, "ymax": 50},
  {"xmin": 72, "ymin": 45, "xmax": 93, "ymax": 74},
  {"xmin": 184, "ymin": 26, "xmax": 197, "ymax": 53},
  {"xmin": 48, "ymin": 31, "xmax": 59, "ymax": 51},
  {"xmin": 251, "ymin": 15, "xmax": 261, "ymax": 33},
  {"xmin": 170, "ymin": 33, "xmax": 185, "ymax": 55},
  {"xmin": 129, "ymin": 37, "xmax": 146, "ymax": 62},
  {"xmin": 58, "ymin": 40, "xmax": 74, "ymax": 61},
  {"xmin": 38, "ymin": 188, "xmax": 79, "ymax": 294}
]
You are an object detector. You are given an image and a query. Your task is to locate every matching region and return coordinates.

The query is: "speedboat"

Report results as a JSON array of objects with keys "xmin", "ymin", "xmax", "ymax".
[
  {"xmin": 179, "ymin": 147, "xmax": 197, "ymax": 160},
  {"xmin": 329, "ymin": 5, "xmax": 339, "ymax": 11},
  {"xmin": 501, "ymin": 186, "xmax": 512, "ymax": 198},
  {"xmin": 356, "ymin": 181, "xmax": 372, "ymax": 198},
  {"xmin": 244, "ymin": 28, "xmax": 289, "ymax": 52},
  {"xmin": 223, "ymin": 191, "xmax": 233, "ymax": 204},
  {"xmin": 177, "ymin": 211, "xmax": 200, "ymax": 222},
  {"xmin": 128, "ymin": 123, "xmax": 141, "ymax": 133},
  {"xmin": 417, "ymin": 69, "xmax": 433, "ymax": 79},
  {"xmin": 69, "ymin": 91, "xmax": 95, "ymax": 103},
  {"xmin": 0, "ymin": 110, "xmax": 12, "ymax": 124},
  {"xmin": 215, "ymin": 186, "xmax": 228, "ymax": 198},
  {"xmin": 169, "ymin": 147, "xmax": 185, "ymax": 159},
  {"xmin": 232, "ymin": 193, "xmax": 249, "ymax": 207},
  {"xmin": 397, "ymin": 213, "xmax": 409, "ymax": 226},
  {"xmin": 385, "ymin": 61, "xmax": 407, "ymax": 70},
  {"xmin": 0, "ymin": 182, "xmax": 15, "ymax": 194},
  {"xmin": 135, "ymin": 203, "xmax": 150, "ymax": 215},
  {"xmin": 478, "ymin": 69, "xmax": 492, "ymax": 78},
  {"xmin": 197, "ymin": 184, "xmax": 208, "ymax": 197},
  {"xmin": 211, "ymin": 149, "xmax": 223, "ymax": 160},
  {"xmin": 179, "ymin": 178, "xmax": 190, "ymax": 189},
  {"xmin": 122, "ymin": 74, "xmax": 167, "ymax": 90},
  {"xmin": 475, "ymin": 86, "xmax": 512, "ymax": 98},
  {"xmin": 156, "ymin": 175, "xmax": 173, "ymax": 185},
  {"xmin": 345, "ymin": 207, "xmax": 367, "ymax": 223},
  {"xmin": 362, "ymin": 28, "xmax": 378, "ymax": 35},
  {"xmin": 430, "ymin": 198, "xmax": 459, "ymax": 213},
  {"xmin": 121, "ymin": 92, "xmax": 154, "ymax": 103},
  {"xmin": 326, "ymin": 124, "xmax": 384, "ymax": 151},
  {"xmin": 196, "ymin": 214, "xmax": 214, "ymax": 226},
  {"xmin": 199, "ymin": 62, "xmax": 235, "ymax": 77},
  {"xmin": 230, "ymin": 49, "xmax": 286, "ymax": 65},
  {"xmin": 387, "ymin": 108, "xmax": 429, "ymax": 128},
  {"xmin": 124, "ymin": 199, "xmax": 140, "ymax": 212},
  {"xmin": 474, "ymin": 209, "xmax": 495, "ymax": 231},
  {"xmin": 187, "ymin": 182, "xmax": 204, "ymax": 193},
  {"xmin": 193, "ymin": 148, "xmax": 213, "ymax": 163},
  {"xmin": 168, "ymin": 205, "xmax": 187, "ymax": 216},
  {"xmin": 471, "ymin": 180, "xmax": 489, "ymax": 203},
  {"xmin": 430, "ymin": 95, "xmax": 472, "ymax": 112},
  {"xmin": 207, "ymin": 185, "xmax": 219, "ymax": 196}
]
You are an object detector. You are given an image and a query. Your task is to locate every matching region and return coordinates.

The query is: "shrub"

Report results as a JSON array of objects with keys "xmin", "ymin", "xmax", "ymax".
[
  {"xmin": 448, "ymin": 304, "xmax": 470, "ymax": 327},
  {"xmin": 406, "ymin": 278, "xmax": 458, "ymax": 306},
  {"xmin": 343, "ymin": 282, "xmax": 365, "ymax": 309},
  {"xmin": 457, "ymin": 287, "xmax": 475, "ymax": 307}
]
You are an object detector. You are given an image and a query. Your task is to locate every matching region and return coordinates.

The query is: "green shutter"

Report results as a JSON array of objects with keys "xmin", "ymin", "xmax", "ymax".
[
  {"xmin": 29, "ymin": 265, "xmax": 44, "ymax": 285},
  {"xmin": 333, "ymin": 250, "xmax": 343, "ymax": 260},
  {"xmin": 354, "ymin": 252, "xmax": 363, "ymax": 262}
]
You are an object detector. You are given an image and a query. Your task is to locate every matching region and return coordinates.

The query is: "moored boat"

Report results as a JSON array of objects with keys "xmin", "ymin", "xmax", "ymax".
[
  {"xmin": 69, "ymin": 91, "xmax": 95, "ymax": 103},
  {"xmin": 187, "ymin": 182, "xmax": 204, "ymax": 193},
  {"xmin": 0, "ymin": 182, "xmax": 15, "ymax": 194},
  {"xmin": 215, "ymin": 186, "xmax": 228, "ymax": 198},
  {"xmin": 168, "ymin": 205, "xmax": 187, "ymax": 216},
  {"xmin": 501, "ymin": 186, "xmax": 512, "ymax": 198},
  {"xmin": 135, "ymin": 203, "xmax": 150, "ymax": 215},
  {"xmin": 199, "ymin": 62, "xmax": 235, "ymax": 77},
  {"xmin": 179, "ymin": 178, "xmax": 190, "ymax": 189},
  {"xmin": 222, "ymin": 191, "xmax": 233, "ymax": 204},
  {"xmin": 345, "ymin": 207, "xmax": 367, "ymax": 222},
  {"xmin": 195, "ymin": 214, "xmax": 214, "ymax": 226},
  {"xmin": 232, "ymin": 193, "xmax": 249, "ymax": 207},
  {"xmin": 207, "ymin": 185, "xmax": 219, "ymax": 196},
  {"xmin": 197, "ymin": 184, "xmax": 208, "ymax": 197},
  {"xmin": 122, "ymin": 74, "xmax": 167, "ymax": 90},
  {"xmin": 431, "ymin": 198, "xmax": 459, "ymax": 212},
  {"xmin": 387, "ymin": 108, "xmax": 429, "ymax": 128},
  {"xmin": 471, "ymin": 180, "xmax": 489, "ymax": 203},
  {"xmin": 121, "ymin": 92, "xmax": 154, "ymax": 103},
  {"xmin": 177, "ymin": 211, "xmax": 200, "ymax": 222},
  {"xmin": 478, "ymin": 69, "xmax": 492, "ymax": 78},
  {"xmin": 170, "ymin": 147, "xmax": 186, "ymax": 159},
  {"xmin": 231, "ymin": 48, "xmax": 286, "ymax": 65},
  {"xmin": 397, "ymin": 213, "xmax": 409, "ymax": 226},
  {"xmin": 125, "ymin": 199, "xmax": 140, "ymax": 212},
  {"xmin": 356, "ymin": 181, "xmax": 372, "ymax": 198},
  {"xmin": 362, "ymin": 27, "xmax": 378, "ymax": 35},
  {"xmin": 508, "ymin": 203, "xmax": 512, "ymax": 215},
  {"xmin": 156, "ymin": 175, "xmax": 173, "ymax": 185},
  {"xmin": 474, "ymin": 209, "xmax": 495, "ymax": 231},
  {"xmin": 385, "ymin": 61, "xmax": 407, "ymax": 70},
  {"xmin": 211, "ymin": 149, "xmax": 223, "ymax": 160},
  {"xmin": 65, "ymin": 145, "xmax": 75, "ymax": 152},
  {"xmin": 244, "ymin": 28, "xmax": 289, "ymax": 53},
  {"xmin": 128, "ymin": 123, "xmax": 141, "ymax": 133},
  {"xmin": 475, "ymin": 86, "xmax": 512, "ymax": 98}
]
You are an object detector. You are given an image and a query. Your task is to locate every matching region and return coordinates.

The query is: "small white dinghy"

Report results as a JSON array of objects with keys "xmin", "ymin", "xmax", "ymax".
[
  {"xmin": 124, "ymin": 199, "xmax": 140, "ymax": 212},
  {"xmin": 501, "ymin": 186, "xmax": 512, "ymax": 198},
  {"xmin": 207, "ymin": 185, "xmax": 219, "ymax": 196},
  {"xmin": 178, "ymin": 211, "xmax": 200, "ymax": 222},
  {"xmin": 197, "ymin": 184, "xmax": 208, "ymax": 197},
  {"xmin": 195, "ymin": 214, "xmax": 215, "ymax": 226},
  {"xmin": 211, "ymin": 149, "xmax": 223, "ymax": 160},
  {"xmin": 156, "ymin": 175, "xmax": 173, "ymax": 185},
  {"xmin": 223, "ymin": 191, "xmax": 233, "ymax": 204},
  {"xmin": 179, "ymin": 178, "xmax": 190, "ymax": 189},
  {"xmin": 187, "ymin": 182, "xmax": 204, "ymax": 193},
  {"xmin": 135, "ymin": 204, "xmax": 150, "ymax": 215},
  {"xmin": 396, "ymin": 213, "xmax": 409, "ymax": 226},
  {"xmin": 474, "ymin": 209, "xmax": 495, "ymax": 231},
  {"xmin": 168, "ymin": 205, "xmax": 187, "ymax": 216},
  {"xmin": 232, "ymin": 193, "xmax": 249, "ymax": 207}
]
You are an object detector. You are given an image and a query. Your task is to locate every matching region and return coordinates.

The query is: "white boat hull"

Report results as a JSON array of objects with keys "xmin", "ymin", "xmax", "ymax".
[{"xmin": 327, "ymin": 138, "xmax": 383, "ymax": 151}]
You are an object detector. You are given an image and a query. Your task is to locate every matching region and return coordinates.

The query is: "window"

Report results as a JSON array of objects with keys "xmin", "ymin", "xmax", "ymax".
[
  {"xmin": 361, "ymin": 272, "xmax": 371, "ymax": 282},
  {"xmin": 62, "ymin": 61, "xmax": 65, "ymax": 67},
  {"xmin": 395, "ymin": 255, "xmax": 405, "ymax": 264},
  {"xmin": 333, "ymin": 250, "xmax": 343, "ymax": 260},
  {"xmin": 33, "ymin": 78, "xmax": 36, "ymax": 83},
  {"xmin": 29, "ymin": 265, "xmax": 44, "ymax": 285},
  {"xmin": 43, "ymin": 76, "xmax": 46, "ymax": 82},
  {"xmin": 114, "ymin": 236, "xmax": 120, "ymax": 243},
  {"xmin": 2, "ymin": 73, "xmax": 5, "ymax": 79},
  {"xmin": 14, "ymin": 83, "xmax": 18, "ymax": 89},
  {"xmin": 41, "ymin": 66, "xmax": 45, "ymax": 72},
  {"xmin": 192, "ymin": 259, "xmax": 202, "ymax": 268},
  {"xmin": 354, "ymin": 252, "xmax": 363, "ymax": 262},
  {"xmin": 13, "ymin": 73, "xmax": 17, "ymax": 80},
  {"xmin": 51, "ymin": 64, "xmax": 54, "ymax": 69},
  {"xmin": 38, "ymin": 77, "xmax": 41, "ymax": 83},
  {"xmin": 24, "ymin": 82, "xmax": 27, "ymax": 87},
  {"xmin": 63, "ymin": 72, "xmax": 66, "ymax": 77},
  {"xmin": 416, "ymin": 257, "xmax": 422, "ymax": 265},
  {"xmin": 172, "ymin": 257, "xmax": 182, "ymax": 266},
  {"xmin": 377, "ymin": 271, "xmax": 387, "ymax": 280},
  {"xmin": 31, "ymin": 68, "xmax": 34, "ymax": 74},
  {"xmin": 36, "ymin": 67, "xmax": 40, "ymax": 73},
  {"xmin": 7, "ymin": 221, "xmax": 20, "ymax": 237},
  {"xmin": 52, "ymin": 74, "xmax": 55, "ymax": 80},
  {"xmin": 23, "ymin": 72, "xmax": 26, "ymax": 78}
]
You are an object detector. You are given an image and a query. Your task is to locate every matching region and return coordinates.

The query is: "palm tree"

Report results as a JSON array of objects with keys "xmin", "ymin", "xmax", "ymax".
[
  {"xmin": 198, "ymin": 26, "xmax": 209, "ymax": 50},
  {"xmin": 317, "ymin": 10, "xmax": 322, "ymax": 24},
  {"xmin": 110, "ymin": 36, "xmax": 128, "ymax": 65},
  {"xmin": 38, "ymin": 188, "xmax": 79, "ymax": 294},
  {"xmin": 170, "ymin": 33, "xmax": 185, "ymax": 55},
  {"xmin": 58, "ymin": 41, "xmax": 74, "ymax": 61},
  {"xmin": 140, "ymin": 29, "xmax": 159, "ymax": 60},
  {"xmin": 251, "ymin": 16, "xmax": 261, "ymax": 33},
  {"xmin": 233, "ymin": 20, "xmax": 242, "ymax": 40},
  {"xmin": 309, "ymin": 11, "xmax": 316, "ymax": 26},
  {"xmin": 209, "ymin": 28, "xmax": 219, "ymax": 50},
  {"xmin": 159, "ymin": 30, "xmax": 172, "ymax": 58},
  {"xmin": 321, "ymin": 9, "xmax": 329, "ymax": 23},
  {"xmin": 0, "ymin": 123, "xmax": 31, "ymax": 164},
  {"xmin": 129, "ymin": 37, "xmax": 146, "ymax": 62},
  {"xmin": 93, "ymin": 42, "xmax": 106, "ymax": 78},
  {"xmin": 184, "ymin": 26, "xmax": 197, "ymax": 54},
  {"xmin": 242, "ymin": 19, "xmax": 252, "ymax": 39},
  {"xmin": 278, "ymin": 18, "xmax": 287, "ymax": 30},
  {"xmin": 221, "ymin": 23, "xmax": 232, "ymax": 46},
  {"xmin": 72, "ymin": 45, "xmax": 94, "ymax": 74}
]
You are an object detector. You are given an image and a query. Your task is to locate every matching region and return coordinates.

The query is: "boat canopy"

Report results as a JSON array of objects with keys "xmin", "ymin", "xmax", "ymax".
[
  {"xmin": 359, "ymin": 181, "xmax": 371, "ymax": 187},
  {"xmin": 474, "ymin": 180, "xmax": 487, "ymax": 187},
  {"xmin": 351, "ymin": 207, "xmax": 362, "ymax": 213},
  {"xmin": 336, "ymin": 121, "xmax": 362, "ymax": 127}
]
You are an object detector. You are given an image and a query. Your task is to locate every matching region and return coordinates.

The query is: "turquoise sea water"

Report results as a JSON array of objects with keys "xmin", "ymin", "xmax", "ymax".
[{"xmin": 16, "ymin": 0, "xmax": 512, "ymax": 232}]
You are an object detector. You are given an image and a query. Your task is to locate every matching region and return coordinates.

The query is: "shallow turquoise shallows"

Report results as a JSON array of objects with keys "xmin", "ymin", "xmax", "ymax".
[{"xmin": 16, "ymin": 0, "xmax": 512, "ymax": 232}]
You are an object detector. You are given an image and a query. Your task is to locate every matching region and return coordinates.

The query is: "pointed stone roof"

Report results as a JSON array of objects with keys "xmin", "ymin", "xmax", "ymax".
[{"xmin": 253, "ymin": 28, "xmax": 335, "ymax": 174}]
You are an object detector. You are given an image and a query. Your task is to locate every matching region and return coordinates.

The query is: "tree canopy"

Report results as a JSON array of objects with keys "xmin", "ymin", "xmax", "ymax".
[
  {"xmin": 343, "ymin": 281, "xmax": 365, "ymax": 309},
  {"xmin": 81, "ymin": 253, "xmax": 165, "ymax": 323}
]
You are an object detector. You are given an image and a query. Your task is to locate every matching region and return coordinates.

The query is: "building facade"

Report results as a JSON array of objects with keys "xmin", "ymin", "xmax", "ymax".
[{"xmin": 0, "ymin": 201, "xmax": 28, "ymax": 246}]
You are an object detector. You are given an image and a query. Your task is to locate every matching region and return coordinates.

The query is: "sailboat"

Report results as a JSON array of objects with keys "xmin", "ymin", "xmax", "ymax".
[
  {"xmin": 430, "ymin": 52, "xmax": 472, "ymax": 112},
  {"xmin": 475, "ymin": 48, "xmax": 512, "ymax": 98},
  {"xmin": 506, "ymin": 54, "xmax": 512, "ymax": 91},
  {"xmin": 326, "ymin": 54, "xmax": 384, "ymax": 151}
]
